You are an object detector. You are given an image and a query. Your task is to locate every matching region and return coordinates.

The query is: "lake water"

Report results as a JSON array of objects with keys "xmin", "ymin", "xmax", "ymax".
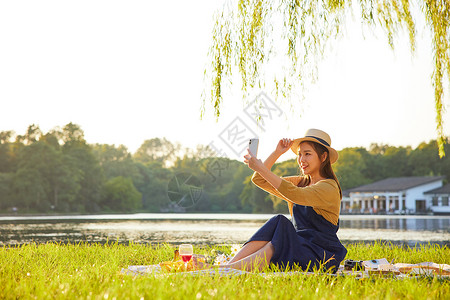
[{"xmin": 0, "ymin": 213, "xmax": 449, "ymax": 247}]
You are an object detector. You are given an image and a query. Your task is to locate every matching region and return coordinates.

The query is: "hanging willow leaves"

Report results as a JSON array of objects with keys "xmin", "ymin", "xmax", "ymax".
[{"xmin": 202, "ymin": 0, "xmax": 449, "ymax": 157}]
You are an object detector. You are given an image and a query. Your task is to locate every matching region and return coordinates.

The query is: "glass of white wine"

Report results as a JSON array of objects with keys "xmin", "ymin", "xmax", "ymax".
[{"xmin": 178, "ymin": 244, "xmax": 193, "ymax": 270}]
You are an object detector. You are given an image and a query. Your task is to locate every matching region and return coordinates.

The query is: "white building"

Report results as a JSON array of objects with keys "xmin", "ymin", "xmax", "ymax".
[
  {"xmin": 424, "ymin": 183, "xmax": 450, "ymax": 215},
  {"xmin": 341, "ymin": 176, "xmax": 446, "ymax": 214}
]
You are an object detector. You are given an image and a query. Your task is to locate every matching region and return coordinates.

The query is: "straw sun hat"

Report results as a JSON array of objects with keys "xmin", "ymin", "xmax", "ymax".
[{"xmin": 290, "ymin": 129, "xmax": 339, "ymax": 164}]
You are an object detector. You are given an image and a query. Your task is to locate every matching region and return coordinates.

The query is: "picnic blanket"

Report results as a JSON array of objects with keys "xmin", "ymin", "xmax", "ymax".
[{"xmin": 121, "ymin": 258, "xmax": 450, "ymax": 279}]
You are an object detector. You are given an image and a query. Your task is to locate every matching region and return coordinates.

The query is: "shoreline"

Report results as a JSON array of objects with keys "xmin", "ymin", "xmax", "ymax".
[{"xmin": 1, "ymin": 212, "xmax": 449, "ymax": 222}]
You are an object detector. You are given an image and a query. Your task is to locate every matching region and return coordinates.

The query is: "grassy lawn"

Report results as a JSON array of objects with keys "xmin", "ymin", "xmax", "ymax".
[{"xmin": 1, "ymin": 242, "xmax": 449, "ymax": 299}]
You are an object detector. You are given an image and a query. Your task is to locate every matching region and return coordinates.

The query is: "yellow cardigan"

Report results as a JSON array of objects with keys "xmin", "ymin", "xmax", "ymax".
[{"xmin": 251, "ymin": 172, "xmax": 341, "ymax": 226}]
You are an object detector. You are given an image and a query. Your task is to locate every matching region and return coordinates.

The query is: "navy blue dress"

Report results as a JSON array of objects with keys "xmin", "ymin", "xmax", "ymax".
[{"xmin": 245, "ymin": 204, "xmax": 347, "ymax": 272}]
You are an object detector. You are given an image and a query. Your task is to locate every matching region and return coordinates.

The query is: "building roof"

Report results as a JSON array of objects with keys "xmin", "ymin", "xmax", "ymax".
[
  {"xmin": 342, "ymin": 190, "xmax": 350, "ymax": 198},
  {"xmin": 424, "ymin": 183, "xmax": 450, "ymax": 195},
  {"xmin": 348, "ymin": 176, "xmax": 445, "ymax": 193}
]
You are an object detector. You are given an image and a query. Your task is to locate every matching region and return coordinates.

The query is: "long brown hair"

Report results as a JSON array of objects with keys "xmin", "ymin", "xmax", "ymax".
[{"xmin": 299, "ymin": 141, "xmax": 342, "ymax": 199}]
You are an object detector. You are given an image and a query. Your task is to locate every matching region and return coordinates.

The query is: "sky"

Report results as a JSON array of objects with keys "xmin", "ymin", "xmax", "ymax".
[{"xmin": 1, "ymin": 1, "xmax": 449, "ymax": 162}]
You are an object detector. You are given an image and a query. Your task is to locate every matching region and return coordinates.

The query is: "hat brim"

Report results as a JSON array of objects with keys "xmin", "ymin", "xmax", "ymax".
[{"xmin": 290, "ymin": 137, "xmax": 339, "ymax": 164}]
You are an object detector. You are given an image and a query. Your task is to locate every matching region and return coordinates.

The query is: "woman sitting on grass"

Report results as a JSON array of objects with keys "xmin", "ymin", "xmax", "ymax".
[{"xmin": 222, "ymin": 129, "xmax": 347, "ymax": 272}]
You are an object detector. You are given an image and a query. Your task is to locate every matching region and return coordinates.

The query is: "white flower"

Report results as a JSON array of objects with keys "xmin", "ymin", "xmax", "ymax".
[
  {"xmin": 214, "ymin": 253, "xmax": 228, "ymax": 265},
  {"xmin": 230, "ymin": 244, "xmax": 241, "ymax": 256},
  {"xmin": 212, "ymin": 246, "xmax": 242, "ymax": 265}
]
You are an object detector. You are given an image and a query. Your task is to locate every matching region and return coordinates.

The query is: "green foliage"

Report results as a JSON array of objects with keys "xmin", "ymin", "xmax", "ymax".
[
  {"xmin": 203, "ymin": 0, "xmax": 449, "ymax": 157},
  {"xmin": 182, "ymin": 157, "xmax": 255, "ymax": 213},
  {"xmin": 0, "ymin": 173, "xmax": 12, "ymax": 210},
  {"xmin": 10, "ymin": 140, "xmax": 81, "ymax": 212},
  {"xmin": 92, "ymin": 144, "xmax": 138, "ymax": 179},
  {"xmin": 240, "ymin": 175, "xmax": 275, "ymax": 213},
  {"xmin": 101, "ymin": 176, "xmax": 142, "ymax": 212},
  {"xmin": 423, "ymin": 0, "xmax": 450, "ymax": 157},
  {"xmin": 272, "ymin": 159, "xmax": 299, "ymax": 177},
  {"xmin": 134, "ymin": 137, "xmax": 180, "ymax": 167},
  {"xmin": 0, "ymin": 140, "xmax": 14, "ymax": 173},
  {"xmin": 0, "ymin": 123, "xmax": 449, "ymax": 214},
  {"xmin": 334, "ymin": 142, "xmax": 450, "ymax": 190},
  {"xmin": 62, "ymin": 133, "xmax": 104, "ymax": 213},
  {"xmin": 0, "ymin": 242, "xmax": 448, "ymax": 299},
  {"xmin": 334, "ymin": 147, "xmax": 372, "ymax": 189}
]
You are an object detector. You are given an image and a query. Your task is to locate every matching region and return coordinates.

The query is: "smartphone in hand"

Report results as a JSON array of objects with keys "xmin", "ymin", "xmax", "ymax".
[{"xmin": 248, "ymin": 138, "xmax": 259, "ymax": 157}]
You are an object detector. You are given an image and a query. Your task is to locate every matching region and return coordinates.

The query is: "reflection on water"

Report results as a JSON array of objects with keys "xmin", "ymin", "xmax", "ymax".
[
  {"xmin": 0, "ymin": 219, "xmax": 263, "ymax": 246},
  {"xmin": 339, "ymin": 217, "xmax": 450, "ymax": 232},
  {"xmin": 0, "ymin": 214, "xmax": 449, "ymax": 247},
  {"xmin": 338, "ymin": 216, "xmax": 450, "ymax": 246}
]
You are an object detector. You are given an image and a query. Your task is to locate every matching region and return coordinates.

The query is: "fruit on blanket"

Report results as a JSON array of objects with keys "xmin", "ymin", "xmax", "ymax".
[
  {"xmin": 174, "ymin": 249, "xmax": 180, "ymax": 261},
  {"xmin": 159, "ymin": 259, "xmax": 195, "ymax": 272},
  {"xmin": 158, "ymin": 250, "xmax": 206, "ymax": 272}
]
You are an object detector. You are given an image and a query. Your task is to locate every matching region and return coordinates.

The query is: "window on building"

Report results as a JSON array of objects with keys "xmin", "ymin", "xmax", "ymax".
[
  {"xmin": 432, "ymin": 196, "xmax": 439, "ymax": 206},
  {"xmin": 416, "ymin": 200, "xmax": 426, "ymax": 212},
  {"xmin": 442, "ymin": 196, "xmax": 449, "ymax": 206}
]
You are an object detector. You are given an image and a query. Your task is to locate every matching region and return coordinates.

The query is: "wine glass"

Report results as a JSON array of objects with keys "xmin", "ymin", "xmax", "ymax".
[{"xmin": 179, "ymin": 244, "xmax": 193, "ymax": 270}]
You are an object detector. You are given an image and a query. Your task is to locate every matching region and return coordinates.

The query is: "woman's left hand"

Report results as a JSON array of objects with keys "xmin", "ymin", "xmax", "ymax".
[{"xmin": 244, "ymin": 148, "xmax": 264, "ymax": 172}]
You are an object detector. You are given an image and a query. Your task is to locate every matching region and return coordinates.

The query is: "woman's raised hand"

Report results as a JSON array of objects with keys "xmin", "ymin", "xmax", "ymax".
[
  {"xmin": 275, "ymin": 138, "xmax": 293, "ymax": 155},
  {"xmin": 244, "ymin": 148, "xmax": 264, "ymax": 172}
]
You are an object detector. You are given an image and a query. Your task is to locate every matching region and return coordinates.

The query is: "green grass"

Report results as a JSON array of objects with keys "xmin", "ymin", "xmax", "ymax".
[{"xmin": 1, "ymin": 242, "xmax": 449, "ymax": 299}]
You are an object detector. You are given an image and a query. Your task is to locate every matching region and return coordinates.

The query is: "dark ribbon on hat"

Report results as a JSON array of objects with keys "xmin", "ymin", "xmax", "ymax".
[{"xmin": 306, "ymin": 136, "xmax": 330, "ymax": 147}]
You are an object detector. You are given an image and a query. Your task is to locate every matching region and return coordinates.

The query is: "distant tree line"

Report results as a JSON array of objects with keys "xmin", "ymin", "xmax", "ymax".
[{"xmin": 0, "ymin": 123, "xmax": 449, "ymax": 214}]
